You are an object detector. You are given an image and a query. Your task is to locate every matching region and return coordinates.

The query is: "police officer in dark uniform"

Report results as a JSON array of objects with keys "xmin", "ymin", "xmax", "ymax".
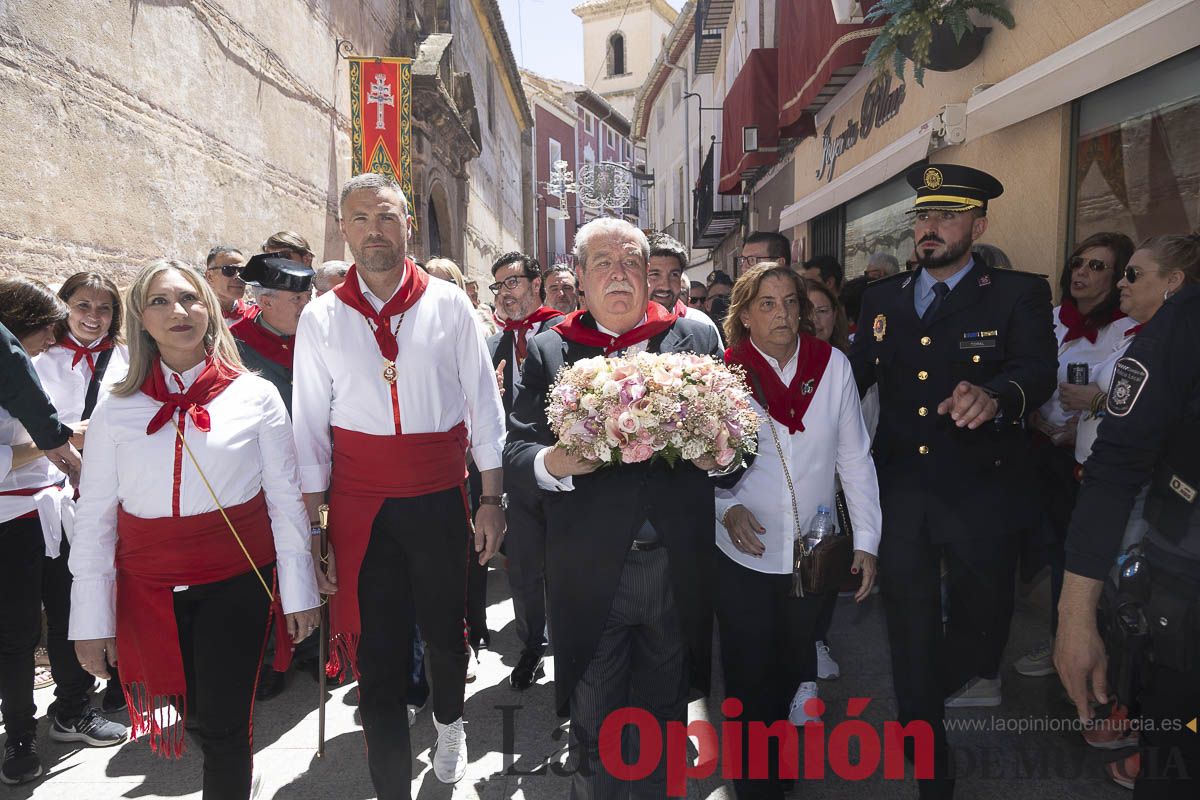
[
  {"xmin": 1056, "ymin": 236, "xmax": 1200, "ymax": 798},
  {"xmin": 849, "ymin": 164, "xmax": 1057, "ymax": 798},
  {"xmin": 230, "ymin": 253, "xmax": 314, "ymax": 417},
  {"xmin": 0, "ymin": 322, "xmax": 80, "ymax": 479}
]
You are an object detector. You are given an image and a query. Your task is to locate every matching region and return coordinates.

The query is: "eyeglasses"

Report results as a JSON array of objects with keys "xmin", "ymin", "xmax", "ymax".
[
  {"xmin": 1123, "ymin": 265, "xmax": 1144, "ymax": 284},
  {"xmin": 208, "ymin": 265, "xmax": 241, "ymax": 278},
  {"xmin": 1069, "ymin": 256, "xmax": 1109, "ymax": 273},
  {"xmin": 688, "ymin": 295, "xmax": 706, "ymax": 305},
  {"xmin": 489, "ymin": 275, "xmax": 531, "ymax": 293}
]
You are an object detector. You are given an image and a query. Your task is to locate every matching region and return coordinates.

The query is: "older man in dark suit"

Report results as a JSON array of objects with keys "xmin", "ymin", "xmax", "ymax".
[
  {"xmin": 505, "ymin": 217, "xmax": 722, "ymax": 799},
  {"xmin": 486, "ymin": 252, "xmax": 561, "ymax": 690}
]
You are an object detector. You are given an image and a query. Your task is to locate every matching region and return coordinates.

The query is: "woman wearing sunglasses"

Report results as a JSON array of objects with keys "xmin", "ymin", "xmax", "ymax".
[{"xmin": 1016, "ymin": 232, "xmax": 1135, "ymax": 679}]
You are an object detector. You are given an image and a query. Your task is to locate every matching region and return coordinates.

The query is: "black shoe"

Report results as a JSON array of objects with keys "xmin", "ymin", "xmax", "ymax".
[
  {"xmin": 509, "ymin": 650, "xmax": 545, "ymax": 690},
  {"xmin": 256, "ymin": 668, "xmax": 288, "ymax": 701},
  {"xmin": 50, "ymin": 707, "xmax": 128, "ymax": 747},
  {"xmin": 1, "ymin": 733, "xmax": 42, "ymax": 786},
  {"xmin": 101, "ymin": 681, "xmax": 127, "ymax": 713}
]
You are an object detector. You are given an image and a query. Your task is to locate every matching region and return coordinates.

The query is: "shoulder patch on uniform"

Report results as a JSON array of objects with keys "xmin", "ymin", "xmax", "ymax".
[{"xmin": 1107, "ymin": 357, "xmax": 1149, "ymax": 417}]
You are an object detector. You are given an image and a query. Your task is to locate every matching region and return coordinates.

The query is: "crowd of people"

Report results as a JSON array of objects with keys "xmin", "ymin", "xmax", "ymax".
[{"xmin": 0, "ymin": 162, "xmax": 1198, "ymax": 800}]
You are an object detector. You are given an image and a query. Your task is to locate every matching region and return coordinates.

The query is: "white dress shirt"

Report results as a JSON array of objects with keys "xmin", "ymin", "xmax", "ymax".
[
  {"xmin": 0, "ymin": 407, "xmax": 73, "ymax": 557},
  {"xmin": 68, "ymin": 362, "xmax": 320, "ymax": 640},
  {"xmin": 533, "ymin": 316, "xmax": 650, "ymax": 492},
  {"xmin": 33, "ymin": 336, "xmax": 130, "ymax": 426},
  {"xmin": 715, "ymin": 340, "xmax": 882, "ymax": 574},
  {"xmin": 1038, "ymin": 306, "xmax": 1136, "ymax": 428},
  {"xmin": 292, "ymin": 268, "xmax": 506, "ymax": 494}
]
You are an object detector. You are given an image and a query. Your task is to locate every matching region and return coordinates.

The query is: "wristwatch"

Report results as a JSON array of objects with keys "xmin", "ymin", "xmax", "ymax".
[{"xmin": 479, "ymin": 494, "xmax": 509, "ymax": 511}]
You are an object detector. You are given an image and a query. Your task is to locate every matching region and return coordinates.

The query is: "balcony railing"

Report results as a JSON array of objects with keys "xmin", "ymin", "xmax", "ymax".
[{"xmin": 694, "ymin": 142, "xmax": 742, "ymax": 248}]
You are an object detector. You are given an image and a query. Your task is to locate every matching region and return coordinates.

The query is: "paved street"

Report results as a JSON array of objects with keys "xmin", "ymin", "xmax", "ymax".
[{"xmin": 17, "ymin": 561, "xmax": 1130, "ymax": 799}]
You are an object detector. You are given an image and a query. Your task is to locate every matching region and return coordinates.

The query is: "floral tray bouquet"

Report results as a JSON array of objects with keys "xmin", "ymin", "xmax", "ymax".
[{"xmin": 546, "ymin": 351, "xmax": 759, "ymax": 468}]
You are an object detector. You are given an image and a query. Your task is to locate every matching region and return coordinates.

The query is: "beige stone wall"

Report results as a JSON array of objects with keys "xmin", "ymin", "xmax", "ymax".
[
  {"xmin": 0, "ymin": 0, "xmax": 403, "ymax": 285},
  {"xmin": 454, "ymin": 0, "xmax": 529, "ymax": 283}
]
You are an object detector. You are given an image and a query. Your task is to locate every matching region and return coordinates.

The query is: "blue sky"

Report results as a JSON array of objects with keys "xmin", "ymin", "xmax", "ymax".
[{"xmin": 496, "ymin": 0, "xmax": 684, "ymax": 85}]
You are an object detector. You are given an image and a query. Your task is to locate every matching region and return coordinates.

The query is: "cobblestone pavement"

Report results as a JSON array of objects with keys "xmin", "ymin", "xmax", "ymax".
[{"xmin": 14, "ymin": 562, "xmax": 1129, "ymax": 799}]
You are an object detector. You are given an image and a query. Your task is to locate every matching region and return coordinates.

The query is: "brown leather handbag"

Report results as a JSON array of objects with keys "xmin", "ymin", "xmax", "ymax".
[{"xmin": 762, "ymin": 412, "xmax": 854, "ymax": 597}]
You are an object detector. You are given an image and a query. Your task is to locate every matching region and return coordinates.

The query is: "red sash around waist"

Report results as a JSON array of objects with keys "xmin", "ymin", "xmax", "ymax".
[
  {"xmin": 115, "ymin": 492, "xmax": 274, "ymax": 756},
  {"xmin": 1, "ymin": 483, "xmax": 64, "ymax": 520},
  {"xmin": 325, "ymin": 423, "xmax": 469, "ymax": 677}
]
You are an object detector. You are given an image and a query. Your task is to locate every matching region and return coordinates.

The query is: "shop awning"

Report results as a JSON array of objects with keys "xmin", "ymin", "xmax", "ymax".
[
  {"xmin": 777, "ymin": 0, "xmax": 881, "ymax": 139},
  {"xmin": 718, "ymin": 48, "xmax": 779, "ymax": 195},
  {"xmin": 777, "ymin": 114, "xmax": 939, "ymax": 231}
]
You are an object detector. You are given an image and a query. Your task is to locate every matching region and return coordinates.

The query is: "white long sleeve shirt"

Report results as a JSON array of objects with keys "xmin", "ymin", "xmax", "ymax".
[
  {"xmin": 33, "ymin": 336, "xmax": 130, "ymax": 426},
  {"xmin": 716, "ymin": 342, "xmax": 882, "ymax": 574},
  {"xmin": 1038, "ymin": 306, "xmax": 1136, "ymax": 428},
  {"xmin": 292, "ymin": 269, "xmax": 506, "ymax": 494},
  {"xmin": 68, "ymin": 362, "xmax": 320, "ymax": 640}
]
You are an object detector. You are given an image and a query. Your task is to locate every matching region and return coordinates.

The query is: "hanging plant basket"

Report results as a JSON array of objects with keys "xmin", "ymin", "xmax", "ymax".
[{"xmin": 897, "ymin": 21, "xmax": 992, "ymax": 73}]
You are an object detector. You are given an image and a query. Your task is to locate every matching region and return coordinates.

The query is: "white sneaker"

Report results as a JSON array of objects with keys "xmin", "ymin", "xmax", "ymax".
[
  {"xmin": 432, "ymin": 716, "xmax": 467, "ymax": 783},
  {"xmin": 465, "ymin": 649, "xmax": 478, "ymax": 683},
  {"xmin": 944, "ymin": 676, "xmax": 1001, "ymax": 708},
  {"xmin": 1014, "ymin": 639, "xmax": 1056, "ymax": 677},
  {"xmin": 787, "ymin": 681, "xmax": 821, "ymax": 725},
  {"xmin": 815, "ymin": 641, "xmax": 840, "ymax": 680}
]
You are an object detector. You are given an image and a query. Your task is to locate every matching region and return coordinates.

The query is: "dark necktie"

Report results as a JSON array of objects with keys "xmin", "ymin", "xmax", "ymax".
[{"xmin": 922, "ymin": 281, "xmax": 950, "ymax": 323}]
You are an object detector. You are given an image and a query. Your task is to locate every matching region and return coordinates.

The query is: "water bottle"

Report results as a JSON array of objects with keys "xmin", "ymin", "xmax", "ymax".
[{"xmin": 804, "ymin": 506, "xmax": 836, "ymax": 551}]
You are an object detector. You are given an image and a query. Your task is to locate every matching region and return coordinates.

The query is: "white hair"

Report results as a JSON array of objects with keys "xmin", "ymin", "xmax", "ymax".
[
  {"xmin": 250, "ymin": 286, "xmax": 278, "ymax": 302},
  {"xmin": 316, "ymin": 260, "xmax": 350, "ymax": 280},
  {"xmin": 339, "ymin": 173, "xmax": 409, "ymax": 217},
  {"xmin": 868, "ymin": 252, "xmax": 900, "ymax": 275},
  {"xmin": 573, "ymin": 217, "xmax": 650, "ymax": 271}
]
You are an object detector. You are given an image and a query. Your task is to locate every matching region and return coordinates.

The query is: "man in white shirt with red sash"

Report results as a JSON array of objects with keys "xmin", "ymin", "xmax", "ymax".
[{"xmin": 292, "ymin": 173, "xmax": 506, "ymax": 799}]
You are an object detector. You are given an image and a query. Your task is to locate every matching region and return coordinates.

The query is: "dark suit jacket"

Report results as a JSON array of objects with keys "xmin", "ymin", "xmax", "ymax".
[
  {"xmin": 486, "ymin": 317, "xmax": 562, "ymax": 417},
  {"xmin": 504, "ymin": 314, "xmax": 722, "ymax": 712},
  {"xmin": 849, "ymin": 262, "xmax": 1056, "ymax": 541},
  {"xmin": 0, "ymin": 321, "xmax": 71, "ymax": 449},
  {"xmin": 235, "ymin": 339, "xmax": 294, "ymax": 416}
]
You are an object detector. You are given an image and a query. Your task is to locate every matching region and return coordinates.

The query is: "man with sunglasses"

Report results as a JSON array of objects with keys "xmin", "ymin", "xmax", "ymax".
[
  {"xmin": 204, "ymin": 245, "xmax": 254, "ymax": 325},
  {"xmin": 849, "ymin": 164, "xmax": 1056, "ymax": 799},
  {"xmin": 486, "ymin": 252, "xmax": 562, "ymax": 691}
]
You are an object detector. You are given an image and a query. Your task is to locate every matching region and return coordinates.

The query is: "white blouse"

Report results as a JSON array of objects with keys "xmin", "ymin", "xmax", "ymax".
[
  {"xmin": 292, "ymin": 269, "xmax": 506, "ymax": 494},
  {"xmin": 0, "ymin": 407, "xmax": 73, "ymax": 557},
  {"xmin": 716, "ymin": 342, "xmax": 882, "ymax": 574},
  {"xmin": 33, "ymin": 335, "xmax": 129, "ymax": 426},
  {"xmin": 68, "ymin": 361, "xmax": 320, "ymax": 640},
  {"xmin": 1038, "ymin": 306, "xmax": 1136, "ymax": 429}
]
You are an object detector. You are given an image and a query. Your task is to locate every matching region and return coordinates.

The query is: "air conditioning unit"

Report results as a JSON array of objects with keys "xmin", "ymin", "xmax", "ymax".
[
  {"xmin": 939, "ymin": 103, "xmax": 967, "ymax": 145},
  {"xmin": 831, "ymin": 1, "xmax": 865, "ymax": 24}
]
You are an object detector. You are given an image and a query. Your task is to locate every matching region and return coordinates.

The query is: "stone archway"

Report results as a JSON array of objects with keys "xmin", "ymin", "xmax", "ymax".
[{"xmin": 427, "ymin": 179, "xmax": 454, "ymax": 260}]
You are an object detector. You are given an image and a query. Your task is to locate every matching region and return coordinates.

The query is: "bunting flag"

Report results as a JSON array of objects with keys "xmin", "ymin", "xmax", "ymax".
[{"xmin": 348, "ymin": 57, "xmax": 413, "ymax": 202}]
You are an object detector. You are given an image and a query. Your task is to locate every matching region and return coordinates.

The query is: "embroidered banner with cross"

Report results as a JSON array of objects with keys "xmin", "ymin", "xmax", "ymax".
[{"xmin": 348, "ymin": 57, "xmax": 413, "ymax": 202}]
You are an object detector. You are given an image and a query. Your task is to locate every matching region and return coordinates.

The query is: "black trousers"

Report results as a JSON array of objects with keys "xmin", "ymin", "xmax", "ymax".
[
  {"xmin": 507, "ymin": 489, "xmax": 549, "ymax": 655},
  {"xmin": 174, "ymin": 566, "xmax": 273, "ymax": 800},
  {"xmin": 1137, "ymin": 658, "xmax": 1200, "ymax": 797},
  {"xmin": 0, "ymin": 517, "xmax": 45, "ymax": 740},
  {"xmin": 569, "ymin": 547, "xmax": 689, "ymax": 800},
  {"xmin": 879, "ymin": 514, "xmax": 1017, "ymax": 798},
  {"xmin": 356, "ymin": 488, "xmax": 471, "ymax": 800},
  {"xmin": 1030, "ymin": 437, "xmax": 1080, "ymax": 631},
  {"xmin": 43, "ymin": 540, "xmax": 96, "ymax": 721},
  {"xmin": 715, "ymin": 555, "xmax": 822, "ymax": 800},
  {"xmin": 465, "ymin": 467, "xmax": 490, "ymax": 649}
]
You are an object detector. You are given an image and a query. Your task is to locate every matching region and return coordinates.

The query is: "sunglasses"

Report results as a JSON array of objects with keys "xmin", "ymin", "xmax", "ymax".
[
  {"xmin": 489, "ymin": 275, "xmax": 531, "ymax": 293},
  {"xmin": 1069, "ymin": 256, "xmax": 1109, "ymax": 273},
  {"xmin": 1123, "ymin": 265, "xmax": 1144, "ymax": 284},
  {"xmin": 208, "ymin": 265, "xmax": 241, "ymax": 278},
  {"xmin": 688, "ymin": 295, "xmax": 706, "ymax": 305}
]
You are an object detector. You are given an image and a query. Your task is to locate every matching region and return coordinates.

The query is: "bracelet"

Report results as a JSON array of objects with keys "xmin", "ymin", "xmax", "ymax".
[
  {"xmin": 1090, "ymin": 391, "xmax": 1107, "ymax": 416},
  {"xmin": 720, "ymin": 506, "xmax": 736, "ymax": 528}
]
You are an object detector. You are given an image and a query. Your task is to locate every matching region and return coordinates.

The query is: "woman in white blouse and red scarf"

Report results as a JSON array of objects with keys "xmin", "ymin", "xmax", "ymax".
[
  {"xmin": 69, "ymin": 260, "xmax": 322, "ymax": 799},
  {"xmin": 717, "ymin": 264, "xmax": 882, "ymax": 800}
]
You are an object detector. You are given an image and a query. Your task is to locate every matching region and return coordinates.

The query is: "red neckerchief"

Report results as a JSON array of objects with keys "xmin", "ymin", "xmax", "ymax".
[
  {"xmin": 551, "ymin": 302, "xmax": 678, "ymax": 355},
  {"xmin": 140, "ymin": 356, "xmax": 240, "ymax": 435},
  {"xmin": 55, "ymin": 335, "xmax": 114, "ymax": 374},
  {"xmin": 1058, "ymin": 301, "xmax": 1125, "ymax": 345},
  {"xmin": 230, "ymin": 314, "xmax": 293, "ymax": 370},
  {"xmin": 501, "ymin": 306, "xmax": 560, "ymax": 363},
  {"xmin": 332, "ymin": 261, "xmax": 428, "ymax": 361},
  {"xmin": 1125, "ymin": 324, "xmax": 1142, "ymax": 337},
  {"xmin": 725, "ymin": 334, "xmax": 833, "ymax": 434},
  {"xmin": 223, "ymin": 298, "xmax": 255, "ymax": 322},
  {"xmin": 673, "ymin": 299, "xmax": 688, "ymax": 317}
]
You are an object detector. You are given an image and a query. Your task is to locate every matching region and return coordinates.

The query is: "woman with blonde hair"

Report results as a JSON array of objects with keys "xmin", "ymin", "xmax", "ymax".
[{"xmin": 69, "ymin": 260, "xmax": 322, "ymax": 798}]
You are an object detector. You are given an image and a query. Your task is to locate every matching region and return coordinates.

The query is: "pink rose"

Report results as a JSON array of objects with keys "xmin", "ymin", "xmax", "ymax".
[
  {"xmin": 617, "ymin": 411, "xmax": 640, "ymax": 434},
  {"xmin": 716, "ymin": 448, "xmax": 736, "ymax": 467},
  {"xmin": 625, "ymin": 443, "xmax": 655, "ymax": 463}
]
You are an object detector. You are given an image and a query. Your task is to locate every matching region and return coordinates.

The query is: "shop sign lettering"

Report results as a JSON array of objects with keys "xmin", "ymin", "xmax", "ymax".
[{"xmin": 816, "ymin": 75, "xmax": 907, "ymax": 182}]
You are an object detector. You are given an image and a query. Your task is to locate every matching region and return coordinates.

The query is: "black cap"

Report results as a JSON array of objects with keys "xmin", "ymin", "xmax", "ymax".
[
  {"xmin": 239, "ymin": 253, "xmax": 314, "ymax": 293},
  {"xmin": 906, "ymin": 164, "xmax": 1004, "ymax": 213}
]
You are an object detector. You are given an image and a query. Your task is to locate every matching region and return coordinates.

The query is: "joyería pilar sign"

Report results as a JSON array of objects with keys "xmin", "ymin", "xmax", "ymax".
[{"xmin": 816, "ymin": 74, "xmax": 907, "ymax": 182}]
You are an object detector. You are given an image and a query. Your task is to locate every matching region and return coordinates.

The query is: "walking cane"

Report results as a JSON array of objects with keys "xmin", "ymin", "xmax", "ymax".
[{"xmin": 317, "ymin": 503, "xmax": 330, "ymax": 758}]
